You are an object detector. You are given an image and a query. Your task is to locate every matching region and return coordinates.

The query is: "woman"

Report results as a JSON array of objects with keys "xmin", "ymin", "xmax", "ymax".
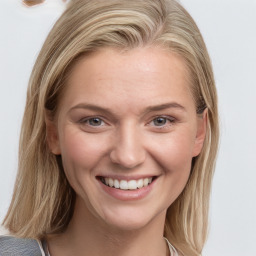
[{"xmin": 0, "ymin": 0, "xmax": 219, "ymax": 255}]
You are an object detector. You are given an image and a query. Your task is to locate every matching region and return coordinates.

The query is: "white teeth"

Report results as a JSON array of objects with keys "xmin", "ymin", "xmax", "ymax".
[
  {"xmin": 109, "ymin": 178, "xmax": 114, "ymax": 187},
  {"xmin": 102, "ymin": 177, "xmax": 153, "ymax": 190},
  {"xmin": 143, "ymin": 178, "xmax": 149, "ymax": 186},
  {"xmin": 137, "ymin": 179, "xmax": 144, "ymax": 188},
  {"xmin": 128, "ymin": 180, "xmax": 137, "ymax": 190},
  {"xmin": 119, "ymin": 180, "xmax": 128, "ymax": 190},
  {"xmin": 114, "ymin": 179, "xmax": 120, "ymax": 189}
]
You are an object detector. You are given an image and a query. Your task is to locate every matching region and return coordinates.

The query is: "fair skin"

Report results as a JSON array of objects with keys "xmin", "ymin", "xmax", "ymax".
[{"xmin": 46, "ymin": 47, "xmax": 207, "ymax": 256}]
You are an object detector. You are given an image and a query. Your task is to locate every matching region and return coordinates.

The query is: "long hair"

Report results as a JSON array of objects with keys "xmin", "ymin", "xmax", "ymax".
[{"xmin": 3, "ymin": 1, "xmax": 219, "ymax": 255}]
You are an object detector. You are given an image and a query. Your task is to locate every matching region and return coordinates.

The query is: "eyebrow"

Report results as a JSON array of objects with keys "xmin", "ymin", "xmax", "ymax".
[
  {"xmin": 143, "ymin": 102, "xmax": 186, "ymax": 113},
  {"xmin": 69, "ymin": 102, "xmax": 186, "ymax": 115}
]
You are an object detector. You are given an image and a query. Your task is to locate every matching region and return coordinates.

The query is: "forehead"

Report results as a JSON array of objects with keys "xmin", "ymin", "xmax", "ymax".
[
  {"xmin": 69, "ymin": 46, "xmax": 190, "ymax": 82},
  {"xmin": 60, "ymin": 47, "xmax": 194, "ymax": 112}
]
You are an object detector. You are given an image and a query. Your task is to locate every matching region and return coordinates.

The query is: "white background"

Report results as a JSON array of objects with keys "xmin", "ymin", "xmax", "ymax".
[{"xmin": 0, "ymin": 0, "xmax": 255, "ymax": 255}]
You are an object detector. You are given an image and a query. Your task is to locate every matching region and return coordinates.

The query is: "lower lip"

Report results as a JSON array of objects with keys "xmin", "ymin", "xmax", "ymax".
[{"xmin": 98, "ymin": 179, "xmax": 156, "ymax": 201}]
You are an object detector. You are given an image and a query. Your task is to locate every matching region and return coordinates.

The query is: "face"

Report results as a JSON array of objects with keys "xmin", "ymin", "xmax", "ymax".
[{"xmin": 46, "ymin": 47, "xmax": 207, "ymax": 231}]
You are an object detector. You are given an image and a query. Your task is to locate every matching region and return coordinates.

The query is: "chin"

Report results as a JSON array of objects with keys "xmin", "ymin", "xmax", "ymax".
[
  {"xmin": 104, "ymin": 217, "xmax": 152, "ymax": 232},
  {"xmin": 97, "ymin": 204, "xmax": 166, "ymax": 232}
]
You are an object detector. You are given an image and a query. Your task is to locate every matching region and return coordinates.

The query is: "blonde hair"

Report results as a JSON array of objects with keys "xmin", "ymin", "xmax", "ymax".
[{"xmin": 3, "ymin": 0, "xmax": 219, "ymax": 255}]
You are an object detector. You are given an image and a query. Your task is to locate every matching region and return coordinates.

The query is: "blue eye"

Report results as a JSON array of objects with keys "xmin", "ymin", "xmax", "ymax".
[
  {"xmin": 87, "ymin": 118, "xmax": 103, "ymax": 126},
  {"xmin": 152, "ymin": 117, "xmax": 167, "ymax": 126},
  {"xmin": 149, "ymin": 116, "xmax": 175, "ymax": 129},
  {"xmin": 78, "ymin": 116, "xmax": 108, "ymax": 132}
]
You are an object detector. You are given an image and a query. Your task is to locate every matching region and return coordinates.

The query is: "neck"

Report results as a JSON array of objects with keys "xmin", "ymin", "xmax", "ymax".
[{"xmin": 47, "ymin": 197, "xmax": 169, "ymax": 256}]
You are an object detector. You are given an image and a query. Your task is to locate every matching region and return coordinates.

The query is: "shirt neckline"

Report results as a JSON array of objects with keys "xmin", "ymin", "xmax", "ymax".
[{"xmin": 38, "ymin": 237, "xmax": 178, "ymax": 256}]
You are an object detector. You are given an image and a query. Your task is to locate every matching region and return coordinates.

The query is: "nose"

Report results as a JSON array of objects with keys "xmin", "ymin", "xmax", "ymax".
[{"xmin": 110, "ymin": 125, "xmax": 146, "ymax": 169}]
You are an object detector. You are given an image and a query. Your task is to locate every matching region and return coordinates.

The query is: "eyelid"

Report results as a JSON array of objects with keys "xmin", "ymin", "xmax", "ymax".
[
  {"xmin": 147, "ymin": 115, "xmax": 176, "ymax": 127},
  {"xmin": 79, "ymin": 116, "xmax": 108, "ymax": 127},
  {"xmin": 77, "ymin": 115, "xmax": 176, "ymax": 130},
  {"xmin": 151, "ymin": 115, "xmax": 176, "ymax": 122}
]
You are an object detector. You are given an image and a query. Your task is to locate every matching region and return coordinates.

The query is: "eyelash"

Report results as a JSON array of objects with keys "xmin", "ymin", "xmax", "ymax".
[
  {"xmin": 148, "ymin": 116, "xmax": 176, "ymax": 129},
  {"xmin": 79, "ymin": 115, "xmax": 176, "ymax": 129},
  {"xmin": 79, "ymin": 117, "xmax": 107, "ymax": 127}
]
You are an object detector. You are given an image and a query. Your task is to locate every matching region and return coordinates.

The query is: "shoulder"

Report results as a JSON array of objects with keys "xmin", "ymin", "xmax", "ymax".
[{"xmin": 0, "ymin": 236, "xmax": 43, "ymax": 256}]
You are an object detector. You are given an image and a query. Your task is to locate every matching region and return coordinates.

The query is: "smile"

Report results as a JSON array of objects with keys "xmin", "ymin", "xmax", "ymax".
[{"xmin": 100, "ymin": 177, "xmax": 154, "ymax": 190}]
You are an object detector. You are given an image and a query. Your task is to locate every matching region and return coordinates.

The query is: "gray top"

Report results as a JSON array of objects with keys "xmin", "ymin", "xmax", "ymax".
[
  {"xmin": 0, "ymin": 236, "xmax": 47, "ymax": 256},
  {"xmin": 0, "ymin": 235, "xmax": 178, "ymax": 256}
]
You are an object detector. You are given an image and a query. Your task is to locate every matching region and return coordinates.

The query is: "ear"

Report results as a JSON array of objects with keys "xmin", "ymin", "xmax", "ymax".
[
  {"xmin": 192, "ymin": 108, "xmax": 208, "ymax": 157},
  {"xmin": 45, "ymin": 111, "xmax": 61, "ymax": 155}
]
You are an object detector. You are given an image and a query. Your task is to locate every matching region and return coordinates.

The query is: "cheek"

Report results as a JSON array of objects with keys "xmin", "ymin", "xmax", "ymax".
[
  {"xmin": 149, "ymin": 130, "xmax": 196, "ymax": 173},
  {"xmin": 58, "ymin": 128, "xmax": 109, "ymax": 185},
  {"xmin": 153, "ymin": 132, "xmax": 195, "ymax": 202}
]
